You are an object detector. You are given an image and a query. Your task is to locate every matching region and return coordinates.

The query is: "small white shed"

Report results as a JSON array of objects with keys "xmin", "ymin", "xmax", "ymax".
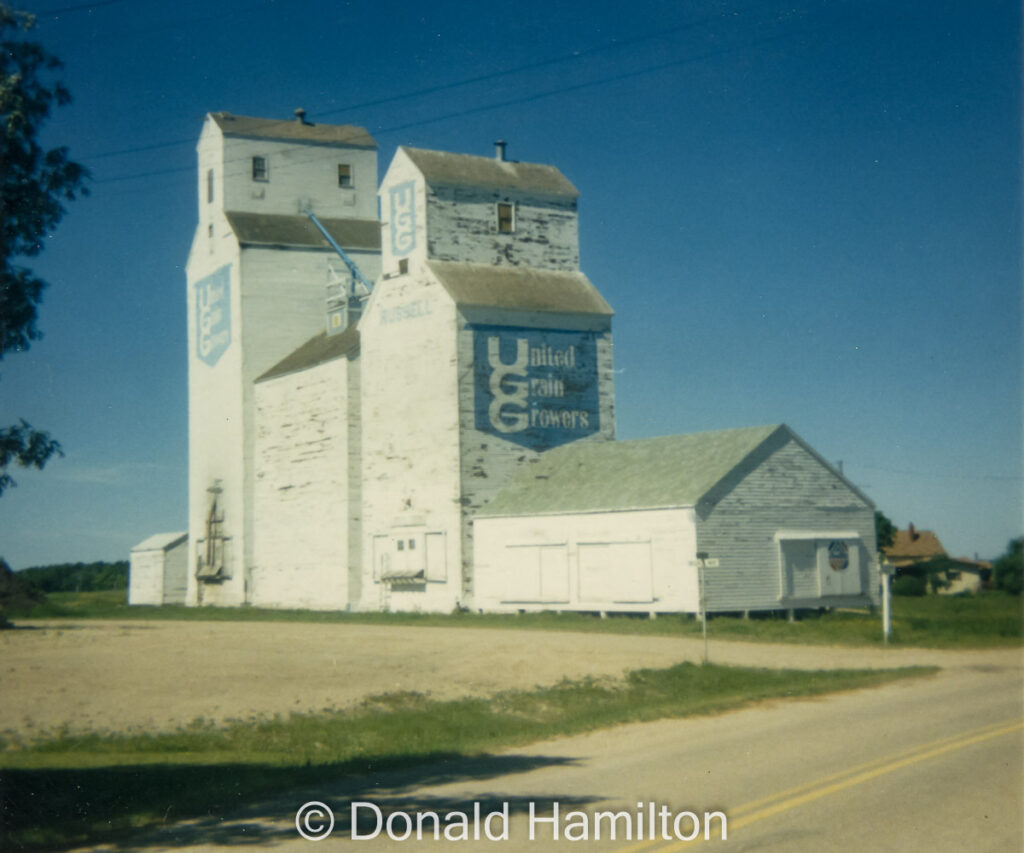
[
  {"xmin": 473, "ymin": 425, "xmax": 878, "ymax": 615},
  {"xmin": 129, "ymin": 531, "xmax": 189, "ymax": 605}
]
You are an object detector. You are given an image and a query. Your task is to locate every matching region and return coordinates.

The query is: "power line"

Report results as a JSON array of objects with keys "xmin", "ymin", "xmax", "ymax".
[
  {"xmin": 80, "ymin": 12, "xmax": 723, "ymax": 164},
  {"xmin": 93, "ymin": 20, "xmax": 808, "ymax": 187},
  {"xmin": 851, "ymin": 464, "xmax": 1022, "ymax": 483},
  {"xmin": 35, "ymin": 0, "xmax": 123, "ymax": 15},
  {"xmin": 312, "ymin": 14, "xmax": 722, "ymax": 121}
]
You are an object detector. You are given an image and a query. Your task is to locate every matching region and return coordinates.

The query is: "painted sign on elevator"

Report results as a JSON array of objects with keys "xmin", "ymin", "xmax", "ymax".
[
  {"xmin": 195, "ymin": 265, "xmax": 231, "ymax": 367},
  {"xmin": 473, "ymin": 326, "xmax": 599, "ymax": 449},
  {"xmin": 389, "ymin": 181, "xmax": 416, "ymax": 257}
]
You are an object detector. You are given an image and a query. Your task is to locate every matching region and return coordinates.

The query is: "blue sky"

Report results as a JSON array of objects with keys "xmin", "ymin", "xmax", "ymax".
[{"xmin": 0, "ymin": 0, "xmax": 1020, "ymax": 568}]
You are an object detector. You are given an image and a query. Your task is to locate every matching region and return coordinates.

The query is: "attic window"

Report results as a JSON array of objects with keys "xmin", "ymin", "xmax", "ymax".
[
  {"xmin": 252, "ymin": 156, "xmax": 268, "ymax": 182},
  {"xmin": 497, "ymin": 202, "xmax": 515, "ymax": 233},
  {"xmin": 338, "ymin": 164, "xmax": 353, "ymax": 188}
]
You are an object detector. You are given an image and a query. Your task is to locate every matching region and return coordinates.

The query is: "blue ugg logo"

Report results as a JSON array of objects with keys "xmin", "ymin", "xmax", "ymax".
[{"xmin": 474, "ymin": 326, "xmax": 599, "ymax": 450}]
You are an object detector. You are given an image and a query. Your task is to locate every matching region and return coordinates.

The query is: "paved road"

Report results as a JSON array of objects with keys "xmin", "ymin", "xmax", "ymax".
[{"xmin": 107, "ymin": 645, "xmax": 1022, "ymax": 852}]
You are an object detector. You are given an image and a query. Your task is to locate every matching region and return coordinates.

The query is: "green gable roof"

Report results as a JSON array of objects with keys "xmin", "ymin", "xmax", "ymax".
[
  {"xmin": 479, "ymin": 425, "xmax": 786, "ymax": 517},
  {"xmin": 256, "ymin": 328, "xmax": 359, "ymax": 382},
  {"xmin": 210, "ymin": 112, "xmax": 377, "ymax": 148},
  {"xmin": 225, "ymin": 212, "xmax": 380, "ymax": 251},
  {"xmin": 427, "ymin": 261, "xmax": 612, "ymax": 317},
  {"xmin": 401, "ymin": 146, "xmax": 578, "ymax": 197}
]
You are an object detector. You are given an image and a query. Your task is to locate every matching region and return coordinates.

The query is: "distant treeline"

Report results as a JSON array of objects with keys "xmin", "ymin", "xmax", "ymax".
[{"xmin": 18, "ymin": 561, "xmax": 129, "ymax": 592}]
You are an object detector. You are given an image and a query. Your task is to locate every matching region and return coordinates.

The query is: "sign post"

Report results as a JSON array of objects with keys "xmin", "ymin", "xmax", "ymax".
[
  {"xmin": 696, "ymin": 551, "xmax": 709, "ymax": 665},
  {"xmin": 880, "ymin": 561, "xmax": 895, "ymax": 644}
]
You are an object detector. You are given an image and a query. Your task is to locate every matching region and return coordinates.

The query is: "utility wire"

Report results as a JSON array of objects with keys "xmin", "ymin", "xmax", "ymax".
[
  {"xmin": 313, "ymin": 14, "xmax": 722, "ymax": 121},
  {"xmin": 851, "ymin": 464, "xmax": 1022, "ymax": 483},
  {"xmin": 94, "ymin": 21, "xmax": 808, "ymax": 186},
  {"xmin": 34, "ymin": 0, "xmax": 123, "ymax": 15},
  {"xmin": 80, "ymin": 12, "xmax": 723, "ymax": 163}
]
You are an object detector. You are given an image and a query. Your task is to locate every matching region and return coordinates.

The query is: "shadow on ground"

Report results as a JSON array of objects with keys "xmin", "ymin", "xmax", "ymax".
[{"xmin": 1, "ymin": 752, "xmax": 600, "ymax": 850}]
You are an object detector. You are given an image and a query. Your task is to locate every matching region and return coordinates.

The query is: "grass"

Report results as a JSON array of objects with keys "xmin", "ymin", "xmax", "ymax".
[
  {"xmin": 11, "ymin": 588, "xmax": 1022, "ymax": 647},
  {"xmin": 0, "ymin": 662, "xmax": 933, "ymax": 851}
]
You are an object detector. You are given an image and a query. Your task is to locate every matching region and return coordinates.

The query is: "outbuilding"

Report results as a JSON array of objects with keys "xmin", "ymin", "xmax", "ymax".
[
  {"xmin": 473, "ymin": 424, "xmax": 879, "ymax": 616},
  {"xmin": 129, "ymin": 531, "xmax": 189, "ymax": 605}
]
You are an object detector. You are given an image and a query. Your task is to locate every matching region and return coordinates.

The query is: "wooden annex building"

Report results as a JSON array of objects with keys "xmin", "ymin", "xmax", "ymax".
[
  {"xmin": 130, "ymin": 111, "xmax": 880, "ymax": 616},
  {"xmin": 475, "ymin": 425, "xmax": 876, "ymax": 616}
]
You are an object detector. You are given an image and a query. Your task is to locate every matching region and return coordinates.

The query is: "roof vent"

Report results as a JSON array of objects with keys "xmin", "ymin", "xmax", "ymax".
[
  {"xmin": 294, "ymin": 107, "xmax": 309, "ymax": 125},
  {"xmin": 494, "ymin": 140, "xmax": 507, "ymax": 161}
]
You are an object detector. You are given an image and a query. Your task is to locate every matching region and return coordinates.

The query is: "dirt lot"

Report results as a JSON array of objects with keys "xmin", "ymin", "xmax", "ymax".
[{"xmin": 2, "ymin": 619, "xmax": 1014, "ymax": 740}]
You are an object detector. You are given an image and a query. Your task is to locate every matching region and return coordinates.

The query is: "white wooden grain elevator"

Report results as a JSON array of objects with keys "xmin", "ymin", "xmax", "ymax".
[{"xmin": 167, "ymin": 111, "xmax": 878, "ymax": 615}]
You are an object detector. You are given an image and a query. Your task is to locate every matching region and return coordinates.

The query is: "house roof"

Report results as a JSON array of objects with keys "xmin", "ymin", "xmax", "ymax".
[
  {"xmin": 209, "ymin": 112, "xmax": 377, "ymax": 148},
  {"xmin": 257, "ymin": 327, "xmax": 360, "ymax": 382},
  {"xmin": 225, "ymin": 212, "xmax": 380, "ymax": 251},
  {"xmin": 427, "ymin": 261, "xmax": 612, "ymax": 317},
  {"xmin": 131, "ymin": 531, "xmax": 188, "ymax": 553},
  {"xmin": 949, "ymin": 556, "xmax": 993, "ymax": 570},
  {"xmin": 480, "ymin": 424, "xmax": 790, "ymax": 517},
  {"xmin": 884, "ymin": 528, "xmax": 947, "ymax": 563},
  {"xmin": 401, "ymin": 146, "xmax": 579, "ymax": 197}
]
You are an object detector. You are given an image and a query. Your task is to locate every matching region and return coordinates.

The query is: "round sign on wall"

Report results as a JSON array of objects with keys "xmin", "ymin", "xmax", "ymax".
[{"xmin": 828, "ymin": 540, "xmax": 850, "ymax": 572}]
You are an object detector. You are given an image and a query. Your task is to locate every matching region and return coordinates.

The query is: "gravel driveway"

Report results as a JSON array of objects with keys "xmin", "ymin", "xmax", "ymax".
[{"xmin": 2, "ymin": 619, "xmax": 1018, "ymax": 740}]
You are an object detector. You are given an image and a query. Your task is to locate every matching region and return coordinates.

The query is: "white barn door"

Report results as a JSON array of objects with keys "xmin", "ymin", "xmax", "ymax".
[
  {"xmin": 503, "ymin": 544, "xmax": 570, "ymax": 603},
  {"xmin": 578, "ymin": 541, "xmax": 653, "ymax": 604},
  {"xmin": 819, "ymin": 539, "xmax": 862, "ymax": 596}
]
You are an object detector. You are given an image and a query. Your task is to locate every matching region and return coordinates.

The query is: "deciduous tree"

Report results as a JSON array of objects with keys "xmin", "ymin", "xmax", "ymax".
[
  {"xmin": 992, "ymin": 537, "xmax": 1023, "ymax": 595},
  {"xmin": 874, "ymin": 510, "xmax": 896, "ymax": 552},
  {"xmin": 0, "ymin": 3, "xmax": 88, "ymax": 495}
]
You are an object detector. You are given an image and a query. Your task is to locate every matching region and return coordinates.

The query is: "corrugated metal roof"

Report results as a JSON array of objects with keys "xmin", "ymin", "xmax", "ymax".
[
  {"xmin": 427, "ymin": 261, "xmax": 613, "ymax": 316},
  {"xmin": 402, "ymin": 146, "xmax": 579, "ymax": 197},
  {"xmin": 479, "ymin": 425, "xmax": 786, "ymax": 516},
  {"xmin": 131, "ymin": 531, "xmax": 188, "ymax": 552},
  {"xmin": 209, "ymin": 112, "xmax": 377, "ymax": 148},
  {"xmin": 225, "ymin": 212, "xmax": 380, "ymax": 250},
  {"xmin": 257, "ymin": 328, "xmax": 360, "ymax": 382}
]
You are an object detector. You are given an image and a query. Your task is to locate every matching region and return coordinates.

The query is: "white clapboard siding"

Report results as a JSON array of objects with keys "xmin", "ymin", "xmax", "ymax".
[
  {"xmin": 696, "ymin": 433, "xmax": 878, "ymax": 612},
  {"xmin": 185, "ymin": 113, "xmax": 380, "ymax": 608},
  {"xmin": 251, "ymin": 350, "xmax": 358, "ymax": 610},
  {"xmin": 474, "ymin": 508, "xmax": 699, "ymax": 614}
]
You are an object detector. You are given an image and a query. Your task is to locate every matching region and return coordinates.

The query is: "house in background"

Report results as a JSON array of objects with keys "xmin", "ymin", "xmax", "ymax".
[
  {"xmin": 883, "ymin": 525, "xmax": 990, "ymax": 594},
  {"xmin": 936, "ymin": 557, "xmax": 992, "ymax": 595},
  {"xmin": 883, "ymin": 523, "xmax": 946, "ymax": 567}
]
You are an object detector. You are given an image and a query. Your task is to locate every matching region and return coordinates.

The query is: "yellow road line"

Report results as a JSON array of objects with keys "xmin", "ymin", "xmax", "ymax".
[
  {"xmin": 617, "ymin": 716, "xmax": 1024, "ymax": 853},
  {"xmin": 729, "ymin": 715, "xmax": 1021, "ymax": 818}
]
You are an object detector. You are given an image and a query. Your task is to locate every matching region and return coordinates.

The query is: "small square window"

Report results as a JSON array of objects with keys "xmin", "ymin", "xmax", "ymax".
[
  {"xmin": 338, "ymin": 164, "xmax": 353, "ymax": 188},
  {"xmin": 252, "ymin": 156, "xmax": 268, "ymax": 182},
  {"xmin": 497, "ymin": 202, "xmax": 514, "ymax": 233},
  {"xmin": 397, "ymin": 540, "xmax": 405, "ymax": 552},
  {"xmin": 408, "ymin": 539, "xmax": 416, "ymax": 550}
]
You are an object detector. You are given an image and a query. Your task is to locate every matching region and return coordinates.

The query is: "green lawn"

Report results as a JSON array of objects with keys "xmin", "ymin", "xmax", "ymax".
[
  {"xmin": 0, "ymin": 662, "xmax": 933, "ymax": 852},
  {"xmin": 2, "ymin": 588, "xmax": 1007, "ymax": 849},
  {"xmin": 11, "ymin": 588, "xmax": 1022, "ymax": 647}
]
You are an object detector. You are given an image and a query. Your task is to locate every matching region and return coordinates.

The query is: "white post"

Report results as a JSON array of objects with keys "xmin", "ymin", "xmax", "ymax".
[
  {"xmin": 697, "ymin": 552, "xmax": 709, "ymax": 665},
  {"xmin": 881, "ymin": 563, "xmax": 892, "ymax": 644}
]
